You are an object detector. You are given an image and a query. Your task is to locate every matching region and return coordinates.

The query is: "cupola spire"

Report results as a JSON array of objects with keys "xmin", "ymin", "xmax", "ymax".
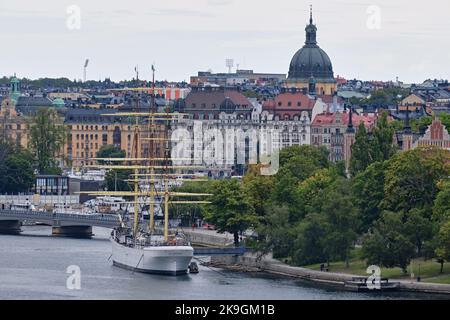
[{"xmin": 305, "ymin": 5, "xmax": 317, "ymax": 45}]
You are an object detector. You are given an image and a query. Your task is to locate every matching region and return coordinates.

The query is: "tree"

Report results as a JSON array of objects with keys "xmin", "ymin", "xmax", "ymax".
[
  {"xmin": 295, "ymin": 168, "xmax": 337, "ymax": 222},
  {"xmin": 0, "ymin": 143, "xmax": 35, "ymax": 194},
  {"xmin": 169, "ymin": 180, "xmax": 214, "ymax": 225},
  {"xmin": 403, "ymin": 208, "xmax": 433, "ymax": 256},
  {"xmin": 352, "ymin": 162, "xmax": 386, "ymax": 233},
  {"xmin": 433, "ymin": 180, "xmax": 450, "ymax": 222},
  {"xmin": 295, "ymin": 176, "xmax": 360, "ymax": 266},
  {"xmin": 97, "ymin": 145, "xmax": 131, "ymax": 192},
  {"xmin": 350, "ymin": 122, "xmax": 371, "ymax": 176},
  {"xmin": 321, "ymin": 178, "xmax": 360, "ymax": 267},
  {"xmin": 370, "ymin": 111, "xmax": 396, "ymax": 163},
  {"xmin": 28, "ymin": 108, "xmax": 66, "ymax": 174},
  {"xmin": 292, "ymin": 213, "xmax": 330, "ymax": 265},
  {"xmin": 242, "ymin": 164, "xmax": 275, "ymax": 218},
  {"xmin": 432, "ymin": 181, "xmax": 450, "ymax": 273},
  {"xmin": 382, "ymin": 147, "xmax": 450, "ymax": 212},
  {"xmin": 362, "ymin": 211, "xmax": 416, "ymax": 273},
  {"xmin": 272, "ymin": 145, "xmax": 329, "ymax": 212},
  {"xmin": 257, "ymin": 205, "xmax": 294, "ymax": 258},
  {"xmin": 96, "ymin": 144, "xmax": 126, "ymax": 161},
  {"xmin": 435, "ymin": 220, "xmax": 450, "ymax": 274},
  {"xmin": 205, "ymin": 179, "xmax": 258, "ymax": 246}
]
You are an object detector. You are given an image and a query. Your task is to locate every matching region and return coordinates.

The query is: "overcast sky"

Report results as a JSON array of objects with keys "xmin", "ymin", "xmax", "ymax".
[{"xmin": 0, "ymin": 0, "xmax": 449, "ymax": 83}]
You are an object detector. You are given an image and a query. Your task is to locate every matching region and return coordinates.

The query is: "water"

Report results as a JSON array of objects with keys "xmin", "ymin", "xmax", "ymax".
[{"xmin": 0, "ymin": 226, "xmax": 442, "ymax": 300}]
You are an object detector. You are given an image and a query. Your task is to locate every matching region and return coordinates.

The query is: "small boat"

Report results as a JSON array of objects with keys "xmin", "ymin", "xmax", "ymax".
[
  {"xmin": 188, "ymin": 261, "xmax": 199, "ymax": 274},
  {"xmin": 344, "ymin": 277, "xmax": 400, "ymax": 292}
]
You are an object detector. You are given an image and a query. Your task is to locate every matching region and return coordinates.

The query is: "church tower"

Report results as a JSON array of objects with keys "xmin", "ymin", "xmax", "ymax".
[
  {"xmin": 343, "ymin": 104, "xmax": 356, "ymax": 176},
  {"xmin": 402, "ymin": 105, "xmax": 413, "ymax": 151},
  {"xmin": 10, "ymin": 74, "xmax": 21, "ymax": 103},
  {"xmin": 285, "ymin": 6, "xmax": 337, "ymax": 95}
]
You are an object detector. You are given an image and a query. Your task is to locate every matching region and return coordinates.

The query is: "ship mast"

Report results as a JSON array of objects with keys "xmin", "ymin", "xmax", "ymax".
[
  {"xmin": 80, "ymin": 67, "xmax": 211, "ymax": 245},
  {"xmin": 132, "ymin": 68, "xmax": 141, "ymax": 238},
  {"xmin": 148, "ymin": 64, "xmax": 156, "ymax": 233}
]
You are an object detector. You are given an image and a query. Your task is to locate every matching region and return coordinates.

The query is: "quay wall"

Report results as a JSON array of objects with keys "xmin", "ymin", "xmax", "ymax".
[
  {"xmin": 211, "ymin": 252, "xmax": 450, "ymax": 295},
  {"xmin": 184, "ymin": 230, "xmax": 233, "ymax": 247}
]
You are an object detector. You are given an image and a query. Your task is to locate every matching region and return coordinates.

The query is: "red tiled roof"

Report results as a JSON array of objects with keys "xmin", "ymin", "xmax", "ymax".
[
  {"xmin": 312, "ymin": 111, "xmax": 377, "ymax": 128},
  {"xmin": 184, "ymin": 89, "xmax": 252, "ymax": 110},
  {"xmin": 262, "ymin": 92, "xmax": 315, "ymax": 111}
]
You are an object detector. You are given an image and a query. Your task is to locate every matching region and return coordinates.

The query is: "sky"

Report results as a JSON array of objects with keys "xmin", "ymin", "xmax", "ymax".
[{"xmin": 0, "ymin": 0, "xmax": 449, "ymax": 83}]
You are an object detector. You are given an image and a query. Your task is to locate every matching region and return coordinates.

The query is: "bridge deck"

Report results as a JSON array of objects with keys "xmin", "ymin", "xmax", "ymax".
[{"xmin": 0, "ymin": 209, "xmax": 119, "ymax": 228}]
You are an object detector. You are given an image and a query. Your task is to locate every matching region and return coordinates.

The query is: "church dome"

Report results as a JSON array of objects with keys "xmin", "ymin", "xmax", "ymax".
[{"xmin": 288, "ymin": 10, "xmax": 335, "ymax": 82}]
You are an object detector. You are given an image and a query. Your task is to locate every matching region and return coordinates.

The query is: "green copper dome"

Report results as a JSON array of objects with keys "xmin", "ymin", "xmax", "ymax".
[{"xmin": 52, "ymin": 97, "xmax": 66, "ymax": 108}]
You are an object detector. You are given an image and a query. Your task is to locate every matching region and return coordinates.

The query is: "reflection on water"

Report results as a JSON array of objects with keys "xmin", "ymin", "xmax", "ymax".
[{"xmin": 0, "ymin": 226, "xmax": 445, "ymax": 300}]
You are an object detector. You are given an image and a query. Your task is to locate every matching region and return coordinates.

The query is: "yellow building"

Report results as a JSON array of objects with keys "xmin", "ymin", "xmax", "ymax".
[
  {"xmin": 0, "ymin": 98, "xmax": 29, "ymax": 147},
  {"xmin": 65, "ymin": 108, "xmax": 167, "ymax": 168}
]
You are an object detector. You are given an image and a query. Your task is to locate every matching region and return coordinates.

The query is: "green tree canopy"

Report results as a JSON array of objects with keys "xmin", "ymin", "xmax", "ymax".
[
  {"xmin": 28, "ymin": 108, "xmax": 66, "ymax": 174},
  {"xmin": 362, "ymin": 211, "xmax": 416, "ymax": 273},
  {"xmin": 97, "ymin": 145, "xmax": 131, "ymax": 192},
  {"xmin": 0, "ymin": 142, "xmax": 35, "ymax": 194},
  {"xmin": 96, "ymin": 144, "xmax": 126, "ymax": 161},
  {"xmin": 352, "ymin": 161, "xmax": 386, "ymax": 233},
  {"xmin": 205, "ymin": 179, "xmax": 258, "ymax": 246},
  {"xmin": 349, "ymin": 122, "xmax": 371, "ymax": 176},
  {"xmin": 382, "ymin": 147, "xmax": 450, "ymax": 212}
]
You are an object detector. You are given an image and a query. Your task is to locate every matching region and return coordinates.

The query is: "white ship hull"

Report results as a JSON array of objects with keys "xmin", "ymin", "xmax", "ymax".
[{"xmin": 110, "ymin": 237, "xmax": 194, "ymax": 276}]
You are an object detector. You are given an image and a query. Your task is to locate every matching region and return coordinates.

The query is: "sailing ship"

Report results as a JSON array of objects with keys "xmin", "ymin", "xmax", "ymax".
[{"xmin": 81, "ymin": 67, "xmax": 210, "ymax": 275}]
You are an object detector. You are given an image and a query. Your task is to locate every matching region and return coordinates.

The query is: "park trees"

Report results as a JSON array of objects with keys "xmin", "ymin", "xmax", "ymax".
[
  {"xmin": 0, "ymin": 142, "xmax": 35, "ymax": 194},
  {"xmin": 349, "ymin": 122, "xmax": 371, "ymax": 176},
  {"xmin": 362, "ymin": 211, "xmax": 416, "ymax": 273},
  {"xmin": 382, "ymin": 147, "xmax": 450, "ymax": 213},
  {"xmin": 352, "ymin": 161, "xmax": 386, "ymax": 233},
  {"xmin": 204, "ymin": 179, "xmax": 258, "ymax": 246},
  {"xmin": 349, "ymin": 111, "xmax": 396, "ymax": 177}
]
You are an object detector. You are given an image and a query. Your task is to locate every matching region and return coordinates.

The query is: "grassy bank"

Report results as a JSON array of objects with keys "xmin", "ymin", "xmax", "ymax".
[{"xmin": 300, "ymin": 250, "xmax": 450, "ymax": 284}]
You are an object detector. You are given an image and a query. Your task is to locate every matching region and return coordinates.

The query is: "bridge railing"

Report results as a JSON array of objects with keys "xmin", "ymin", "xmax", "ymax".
[{"xmin": 0, "ymin": 209, "xmax": 120, "ymax": 227}]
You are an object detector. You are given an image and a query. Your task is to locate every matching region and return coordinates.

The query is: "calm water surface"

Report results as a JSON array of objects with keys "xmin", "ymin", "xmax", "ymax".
[{"xmin": 0, "ymin": 226, "xmax": 444, "ymax": 300}]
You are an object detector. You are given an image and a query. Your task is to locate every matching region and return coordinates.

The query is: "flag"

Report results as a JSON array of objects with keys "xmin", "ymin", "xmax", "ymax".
[{"xmin": 151, "ymin": 64, "xmax": 155, "ymax": 72}]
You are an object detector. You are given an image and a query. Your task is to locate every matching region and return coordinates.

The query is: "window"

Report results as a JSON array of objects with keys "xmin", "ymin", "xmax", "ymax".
[{"xmin": 288, "ymin": 101, "xmax": 292, "ymax": 107}]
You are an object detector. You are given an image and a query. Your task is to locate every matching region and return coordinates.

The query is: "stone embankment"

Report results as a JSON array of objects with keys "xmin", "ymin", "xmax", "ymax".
[{"xmin": 211, "ymin": 252, "xmax": 450, "ymax": 295}]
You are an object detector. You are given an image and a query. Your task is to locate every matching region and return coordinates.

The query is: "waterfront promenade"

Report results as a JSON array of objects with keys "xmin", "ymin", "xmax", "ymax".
[{"xmin": 211, "ymin": 252, "xmax": 450, "ymax": 295}]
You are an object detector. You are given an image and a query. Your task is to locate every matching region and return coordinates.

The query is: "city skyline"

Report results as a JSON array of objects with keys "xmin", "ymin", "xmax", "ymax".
[{"xmin": 0, "ymin": 0, "xmax": 449, "ymax": 83}]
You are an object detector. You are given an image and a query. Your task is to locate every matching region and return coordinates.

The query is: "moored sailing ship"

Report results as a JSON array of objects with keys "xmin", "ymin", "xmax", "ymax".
[{"xmin": 81, "ymin": 67, "xmax": 210, "ymax": 275}]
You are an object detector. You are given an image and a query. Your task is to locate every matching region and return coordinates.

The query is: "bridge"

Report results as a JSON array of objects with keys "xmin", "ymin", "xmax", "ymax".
[
  {"xmin": 0, "ymin": 209, "xmax": 246, "ymax": 255},
  {"xmin": 0, "ymin": 209, "xmax": 120, "ymax": 237}
]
